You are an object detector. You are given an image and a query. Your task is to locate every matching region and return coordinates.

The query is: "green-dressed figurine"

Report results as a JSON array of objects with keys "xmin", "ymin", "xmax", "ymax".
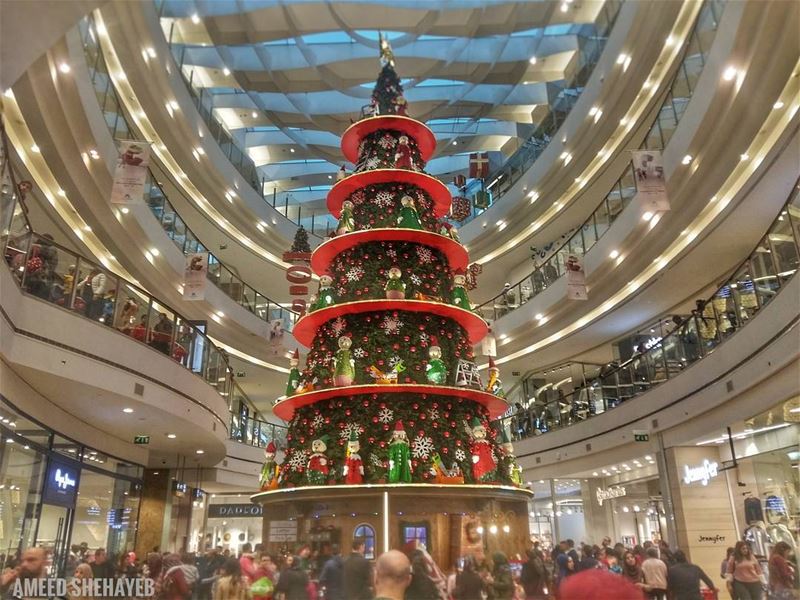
[
  {"xmin": 285, "ymin": 348, "xmax": 301, "ymax": 396},
  {"xmin": 388, "ymin": 420, "xmax": 412, "ymax": 483},
  {"xmin": 337, "ymin": 200, "xmax": 355, "ymax": 235},
  {"xmin": 499, "ymin": 430, "xmax": 522, "ymax": 486},
  {"xmin": 314, "ymin": 275, "xmax": 336, "ymax": 310},
  {"xmin": 397, "ymin": 195, "xmax": 423, "ymax": 229},
  {"xmin": 451, "ymin": 270, "xmax": 471, "ymax": 310},
  {"xmin": 384, "ymin": 266, "xmax": 406, "ymax": 299},
  {"xmin": 425, "ymin": 336, "xmax": 448, "ymax": 384},
  {"xmin": 334, "ymin": 336, "xmax": 355, "ymax": 386}
]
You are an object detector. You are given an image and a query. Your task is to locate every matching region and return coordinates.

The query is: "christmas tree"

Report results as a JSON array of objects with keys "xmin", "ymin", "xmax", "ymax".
[
  {"xmin": 291, "ymin": 224, "xmax": 311, "ymax": 253},
  {"xmin": 270, "ymin": 45, "xmax": 518, "ymax": 491}
]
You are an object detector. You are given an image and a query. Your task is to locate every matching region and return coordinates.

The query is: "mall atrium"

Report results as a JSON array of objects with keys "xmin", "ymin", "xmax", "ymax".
[{"xmin": 0, "ymin": 0, "xmax": 798, "ymax": 598}]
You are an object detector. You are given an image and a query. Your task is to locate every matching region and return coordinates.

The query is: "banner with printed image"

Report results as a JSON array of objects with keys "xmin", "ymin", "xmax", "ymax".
[
  {"xmin": 110, "ymin": 141, "xmax": 151, "ymax": 204},
  {"xmin": 632, "ymin": 150, "xmax": 670, "ymax": 212},
  {"xmin": 183, "ymin": 252, "xmax": 208, "ymax": 301},
  {"xmin": 565, "ymin": 253, "xmax": 588, "ymax": 301}
]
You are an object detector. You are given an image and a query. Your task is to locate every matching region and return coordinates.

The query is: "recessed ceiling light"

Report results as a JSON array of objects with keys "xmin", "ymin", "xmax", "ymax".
[
  {"xmin": 740, "ymin": 153, "xmax": 749, "ymax": 161},
  {"xmin": 588, "ymin": 106, "xmax": 599, "ymax": 116},
  {"xmin": 722, "ymin": 66, "xmax": 738, "ymax": 81},
  {"xmin": 681, "ymin": 154, "xmax": 692, "ymax": 165},
  {"xmin": 169, "ymin": 100, "xmax": 179, "ymax": 110},
  {"xmin": 609, "ymin": 250, "xmax": 619, "ymax": 259},
  {"xmin": 560, "ymin": 2, "xmax": 568, "ymax": 12},
  {"xmin": 146, "ymin": 47, "xmax": 157, "ymax": 59},
  {"xmin": 535, "ymin": 313, "xmax": 543, "ymax": 320},
  {"xmin": 215, "ymin": 310, "xmax": 225, "ymax": 318},
  {"xmin": 120, "ymin": 207, "xmax": 129, "ymax": 214},
  {"xmin": 58, "ymin": 63, "xmax": 71, "ymax": 74},
  {"xmin": 251, "ymin": 111, "xmax": 258, "ymax": 118},
  {"xmin": 592, "ymin": 472, "xmax": 598, "ymax": 476},
  {"xmin": 195, "ymin": 147, "xmax": 205, "ymax": 156},
  {"xmin": 773, "ymin": 101, "xmax": 784, "ymax": 109},
  {"xmin": 167, "ymin": 433, "xmax": 177, "ymax": 439},
  {"xmin": 529, "ymin": 56, "xmax": 537, "ymax": 65},
  {"xmin": 30, "ymin": 144, "xmax": 40, "ymax": 153},
  {"xmin": 122, "ymin": 408, "xmax": 134, "ymax": 414},
  {"xmin": 289, "ymin": 148, "xmax": 296, "ymax": 153},
  {"xmin": 196, "ymin": 449, "xmax": 205, "ymax": 454},
  {"xmin": 616, "ymin": 53, "xmax": 628, "ymax": 65},
  {"xmin": 223, "ymin": 67, "xmax": 231, "ymax": 76},
  {"xmin": 452, "ymin": 140, "xmax": 458, "ymax": 145},
  {"xmin": 191, "ymin": 13, "xmax": 200, "ymax": 24}
]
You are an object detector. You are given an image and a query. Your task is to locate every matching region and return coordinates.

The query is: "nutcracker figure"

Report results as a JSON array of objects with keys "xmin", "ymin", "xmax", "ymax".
[
  {"xmin": 388, "ymin": 420, "xmax": 412, "ymax": 483},
  {"xmin": 343, "ymin": 431, "xmax": 364, "ymax": 485},
  {"xmin": 384, "ymin": 266, "xmax": 406, "ymax": 299},
  {"xmin": 451, "ymin": 270, "xmax": 471, "ymax": 310},
  {"xmin": 337, "ymin": 200, "xmax": 355, "ymax": 235},
  {"xmin": 334, "ymin": 336, "xmax": 355, "ymax": 386},
  {"xmin": 425, "ymin": 336, "xmax": 448, "ymax": 385},
  {"xmin": 470, "ymin": 418, "xmax": 497, "ymax": 483},
  {"xmin": 397, "ymin": 195, "xmax": 423, "ymax": 230},
  {"xmin": 285, "ymin": 349, "xmax": 301, "ymax": 396},
  {"xmin": 306, "ymin": 435, "xmax": 331, "ymax": 485},
  {"xmin": 394, "ymin": 135, "xmax": 414, "ymax": 170},
  {"xmin": 259, "ymin": 442, "xmax": 279, "ymax": 490}
]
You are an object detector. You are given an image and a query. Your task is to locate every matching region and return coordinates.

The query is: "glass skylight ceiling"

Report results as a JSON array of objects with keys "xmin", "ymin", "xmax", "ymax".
[{"xmin": 157, "ymin": 0, "xmax": 616, "ymax": 229}]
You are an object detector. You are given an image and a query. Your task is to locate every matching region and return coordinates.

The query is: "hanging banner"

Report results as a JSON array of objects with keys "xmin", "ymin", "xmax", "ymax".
[
  {"xmin": 110, "ymin": 141, "xmax": 151, "ymax": 204},
  {"xmin": 183, "ymin": 252, "xmax": 208, "ymax": 301},
  {"xmin": 565, "ymin": 254, "xmax": 588, "ymax": 300},
  {"xmin": 631, "ymin": 150, "xmax": 670, "ymax": 212}
]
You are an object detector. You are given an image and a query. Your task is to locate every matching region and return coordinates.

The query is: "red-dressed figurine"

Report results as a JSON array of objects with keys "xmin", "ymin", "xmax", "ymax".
[
  {"xmin": 394, "ymin": 135, "xmax": 414, "ymax": 170},
  {"xmin": 343, "ymin": 430, "xmax": 364, "ymax": 485},
  {"xmin": 470, "ymin": 418, "xmax": 497, "ymax": 483}
]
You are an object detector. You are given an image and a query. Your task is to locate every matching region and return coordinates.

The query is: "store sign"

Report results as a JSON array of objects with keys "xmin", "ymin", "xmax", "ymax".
[
  {"xmin": 268, "ymin": 520, "xmax": 298, "ymax": 542},
  {"xmin": 633, "ymin": 336, "xmax": 662, "ymax": 353},
  {"xmin": 42, "ymin": 459, "xmax": 79, "ymax": 509},
  {"xmin": 697, "ymin": 534, "xmax": 727, "ymax": 545},
  {"xmin": 596, "ymin": 485, "xmax": 627, "ymax": 506},
  {"xmin": 682, "ymin": 459, "xmax": 719, "ymax": 486},
  {"xmin": 207, "ymin": 504, "xmax": 263, "ymax": 518}
]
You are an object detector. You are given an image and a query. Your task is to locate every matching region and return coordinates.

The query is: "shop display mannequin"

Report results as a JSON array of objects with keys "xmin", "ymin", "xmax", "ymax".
[{"xmin": 743, "ymin": 497, "xmax": 772, "ymax": 561}]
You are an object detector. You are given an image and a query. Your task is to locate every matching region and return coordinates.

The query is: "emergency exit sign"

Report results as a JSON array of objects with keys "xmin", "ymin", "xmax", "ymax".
[
  {"xmin": 133, "ymin": 435, "xmax": 150, "ymax": 445},
  {"xmin": 633, "ymin": 430, "xmax": 650, "ymax": 442}
]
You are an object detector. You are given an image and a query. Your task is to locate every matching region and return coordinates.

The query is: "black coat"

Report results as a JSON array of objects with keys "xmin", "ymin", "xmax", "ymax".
[
  {"xmin": 343, "ymin": 552, "xmax": 373, "ymax": 600},
  {"xmin": 454, "ymin": 570, "xmax": 484, "ymax": 600},
  {"xmin": 274, "ymin": 566, "xmax": 309, "ymax": 600}
]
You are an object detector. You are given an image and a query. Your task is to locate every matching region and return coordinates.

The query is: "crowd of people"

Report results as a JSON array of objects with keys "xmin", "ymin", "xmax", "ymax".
[{"xmin": 0, "ymin": 536, "xmax": 796, "ymax": 600}]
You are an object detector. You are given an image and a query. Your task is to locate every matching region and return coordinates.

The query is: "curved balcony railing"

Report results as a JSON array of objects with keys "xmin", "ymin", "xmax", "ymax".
[
  {"xmin": 477, "ymin": 0, "xmax": 724, "ymax": 323},
  {"xmin": 79, "ymin": 17, "xmax": 298, "ymax": 332},
  {"xmin": 160, "ymin": 2, "xmax": 622, "ymax": 232},
  {"xmin": 496, "ymin": 176, "xmax": 800, "ymax": 440},
  {"xmin": 0, "ymin": 127, "xmax": 287, "ymax": 448}
]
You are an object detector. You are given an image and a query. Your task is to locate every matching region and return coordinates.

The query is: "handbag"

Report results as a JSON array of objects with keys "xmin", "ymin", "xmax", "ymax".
[{"xmin": 250, "ymin": 576, "xmax": 274, "ymax": 596}]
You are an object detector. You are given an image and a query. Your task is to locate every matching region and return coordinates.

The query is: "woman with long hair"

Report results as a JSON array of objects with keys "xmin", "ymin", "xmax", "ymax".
[
  {"xmin": 622, "ymin": 551, "xmax": 643, "ymax": 586},
  {"xmin": 726, "ymin": 541, "xmax": 764, "ymax": 600},
  {"xmin": 69, "ymin": 563, "xmax": 93, "ymax": 600},
  {"xmin": 213, "ymin": 557, "xmax": 251, "ymax": 600},
  {"xmin": 454, "ymin": 556, "xmax": 485, "ymax": 600},
  {"xmin": 768, "ymin": 542, "xmax": 797, "ymax": 600}
]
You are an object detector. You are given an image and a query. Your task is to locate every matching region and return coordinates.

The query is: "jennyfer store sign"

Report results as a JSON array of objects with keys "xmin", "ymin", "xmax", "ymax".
[
  {"xmin": 596, "ymin": 485, "xmax": 626, "ymax": 506},
  {"xmin": 42, "ymin": 458, "xmax": 79, "ymax": 509},
  {"xmin": 682, "ymin": 459, "xmax": 719, "ymax": 486},
  {"xmin": 208, "ymin": 504, "xmax": 263, "ymax": 518}
]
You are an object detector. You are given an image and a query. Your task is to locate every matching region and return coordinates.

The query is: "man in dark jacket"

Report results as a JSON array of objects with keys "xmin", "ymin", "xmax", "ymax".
[
  {"xmin": 343, "ymin": 539, "xmax": 373, "ymax": 599},
  {"xmin": 90, "ymin": 548, "xmax": 115, "ymax": 579},
  {"xmin": 319, "ymin": 544, "xmax": 344, "ymax": 600}
]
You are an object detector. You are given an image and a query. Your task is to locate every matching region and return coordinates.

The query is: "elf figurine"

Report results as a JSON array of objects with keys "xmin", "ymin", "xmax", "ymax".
[
  {"xmin": 336, "ymin": 164, "xmax": 347, "ymax": 181},
  {"xmin": 337, "ymin": 200, "xmax": 355, "ymax": 235},
  {"xmin": 285, "ymin": 349, "xmax": 302, "ymax": 396},
  {"xmin": 499, "ymin": 430, "xmax": 522, "ymax": 486},
  {"xmin": 384, "ymin": 266, "xmax": 406, "ymax": 299},
  {"xmin": 470, "ymin": 418, "xmax": 497, "ymax": 483},
  {"xmin": 388, "ymin": 421, "xmax": 412, "ymax": 483},
  {"xmin": 397, "ymin": 195, "xmax": 423, "ymax": 229},
  {"xmin": 315, "ymin": 275, "xmax": 336, "ymax": 310},
  {"xmin": 425, "ymin": 336, "xmax": 448, "ymax": 385},
  {"xmin": 394, "ymin": 135, "xmax": 414, "ymax": 170},
  {"xmin": 451, "ymin": 270, "xmax": 471, "ymax": 310},
  {"xmin": 334, "ymin": 336, "xmax": 355, "ymax": 386},
  {"xmin": 306, "ymin": 436, "xmax": 330, "ymax": 485},
  {"xmin": 485, "ymin": 357, "xmax": 506, "ymax": 398},
  {"xmin": 259, "ymin": 441, "xmax": 279, "ymax": 491},
  {"xmin": 343, "ymin": 431, "xmax": 364, "ymax": 485},
  {"xmin": 307, "ymin": 295, "xmax": 317, "ymax": 313}
]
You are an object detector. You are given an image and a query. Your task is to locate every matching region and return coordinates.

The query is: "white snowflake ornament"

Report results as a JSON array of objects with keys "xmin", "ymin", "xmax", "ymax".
[
  {"xmin": 287, "ymin": 450, "xmax": 309, "ymax": 471},
  {"xmin": 346, "ymin": 266, "xmax": 365, "ymax": 282},
  {"xmin": 416, "ymin": 246, "xmax": 434, "ymax": 264},
  {"xmin": 312, "ymin": 414, "xmax": 324, "ymax": 429},
  {"xmin": 377, "ymin": 407, "xmax": 394, "ymax": 424},
  {"xmin": 410, "ymin": 274, "xmax": 422, "ymax": 286},
  {"xmin": 331, "ymin": 316, "xmax": 347, "ymax": 336},
  {"xmin": 353, "ymin": 347, "xmax": 367, "ymax": 359},
  {"xmin": 339, "ymin": 422, "xmax": 365, "ymax": 441},
  {"xmin": 381, "ymin": 315, "xmax": 403, "ymax": 335},
  {"xmin": 411, "ymin": 434, "xmax": 435, "ymax": 460},
  {"xmin": 454, "ymin": 448, "xmax": 467, "ymax": 462}
]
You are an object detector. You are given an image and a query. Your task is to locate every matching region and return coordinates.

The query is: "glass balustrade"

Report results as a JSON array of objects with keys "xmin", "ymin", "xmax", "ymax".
[
  {"xmin": 78, "ymin": 17, "xmax": 298, "ymax": 333},
  {"xmin": 496, "ymin": 177, "xmax": 800, "ymax": 441},
  {"xmin": 0, "ymin": 125, "xmax": 287, "ymax": 448},
  {"xmin": 160, "ymin": 2, "xmax": 622, "ymax": 231},
  {"xmin": 477, "ymin": 0, "xmax": 725, "ymax": 323}
]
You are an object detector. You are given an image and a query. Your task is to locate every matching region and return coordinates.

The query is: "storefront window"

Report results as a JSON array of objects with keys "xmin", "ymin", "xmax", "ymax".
[
  {"xmin": 0, "ymin": 439, "xmax": 47, "ymax": 560},
  {"xmin": 354, "ymin": 524, "xmax": 375, "ymax": 559},
  {"xmin": 400, "ymin": 522, "xmax": 428, "ymax": 553}
]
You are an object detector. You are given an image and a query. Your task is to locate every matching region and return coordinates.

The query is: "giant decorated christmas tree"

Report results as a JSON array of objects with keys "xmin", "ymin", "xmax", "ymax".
[{"xmin": 254, "ymin": 39, "xmax": 531, "ymax": 566}]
